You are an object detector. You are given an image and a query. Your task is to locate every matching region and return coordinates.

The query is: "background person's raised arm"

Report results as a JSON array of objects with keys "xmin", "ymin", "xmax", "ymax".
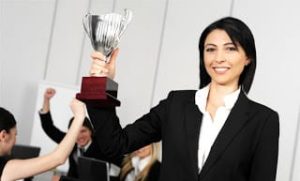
[{"xmin": 1, "ymin": 99, "xmax": 85, "ymax": 181}]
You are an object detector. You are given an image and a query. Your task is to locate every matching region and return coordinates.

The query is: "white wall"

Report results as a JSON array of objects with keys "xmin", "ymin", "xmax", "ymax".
[
  {"xmin": 1, "ymin": 0, "xmax": 300, "ymax": 180},
  {"xmin": 44, "ymin": 0, "xmax": 90, "ymax": 85},
  {"xmin": 291, "ymin": 107, "xmax": 300, "ymax": 181},
  {"xmin": 152, "ymin": 0, "xmax": 233, "ymax": 105},
  {"xmin": 0, "ymin": 0, "xmax": 54, "ymax": 144}
]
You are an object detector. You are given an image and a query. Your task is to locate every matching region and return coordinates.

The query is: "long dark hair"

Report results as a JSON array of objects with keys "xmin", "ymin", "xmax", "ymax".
[
  {"xmin": 0, "ymin": 107, "xmax": 17, "ymax": 133},
  {"xmin": 198, "ymin": 17, "xmax": 256, "ymax": 93}
]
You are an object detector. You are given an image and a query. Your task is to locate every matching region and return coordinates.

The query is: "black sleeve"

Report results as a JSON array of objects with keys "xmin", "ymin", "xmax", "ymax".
[
  {"xmin": 39, "ymin": 111, "xmax": 66, "ymax": 143},
  {"xmin": 86, "ymin": 92, "xmax": 171, "ymax": 161},
  {"xmin": 249, "ymin": 111, "xmax": 280, "ymax": 181},
  {"xmin": 146, "ymin": 160, "xmax": 161, "ymax": 181}
]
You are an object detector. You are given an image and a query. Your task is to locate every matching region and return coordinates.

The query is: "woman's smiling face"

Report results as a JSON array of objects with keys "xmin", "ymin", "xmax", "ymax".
[{"xmin": 204, "ymin": 29, "xmax": 250, "ymax": 88}]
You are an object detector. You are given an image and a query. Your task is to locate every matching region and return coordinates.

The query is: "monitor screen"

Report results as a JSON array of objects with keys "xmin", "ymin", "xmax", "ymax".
[
  {"xmin": 11, "ymin": 144, "xmax": 41, "ymax": 159},
  {"xmin": 78, "ymin": 156, "xmax": 110, "ymax": 181}
]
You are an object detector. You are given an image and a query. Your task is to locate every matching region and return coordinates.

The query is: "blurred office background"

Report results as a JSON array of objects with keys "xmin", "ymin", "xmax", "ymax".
[{"xmin": 1, "ymin": 0, "xmax": 300, "ymax": 180}]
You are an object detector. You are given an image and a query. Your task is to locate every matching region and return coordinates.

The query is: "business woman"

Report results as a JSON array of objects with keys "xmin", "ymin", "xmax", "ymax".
[{"xmin": 87, "ymin": 17, "xmax": 279, "ymax": 181}]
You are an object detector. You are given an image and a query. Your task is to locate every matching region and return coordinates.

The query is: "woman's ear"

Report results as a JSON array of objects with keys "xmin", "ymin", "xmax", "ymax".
[
  {"xmin": 0, "ymin": 130, "xmax": 7, "ymax": 142},
  {"xmin": 245, "ymin": 58, "xmax": 251, "ymax": 66}
]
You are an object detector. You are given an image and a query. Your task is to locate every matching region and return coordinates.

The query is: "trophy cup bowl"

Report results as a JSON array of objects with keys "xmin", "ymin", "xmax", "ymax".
[{"xmin": 76, "ymin": 9, "xmax": 132, "ymax": 107}]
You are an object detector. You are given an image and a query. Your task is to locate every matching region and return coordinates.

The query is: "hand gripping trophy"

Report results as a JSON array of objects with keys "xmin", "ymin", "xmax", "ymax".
[{"xmin": 76, "ymin": 9, "xmax": 132, "ymax": 107}]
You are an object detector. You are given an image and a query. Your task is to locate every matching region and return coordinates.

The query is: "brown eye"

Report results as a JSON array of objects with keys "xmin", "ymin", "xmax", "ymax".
[
  {"xmin": 206, "ymin": 48, "xmax": 215, "ymax": 52},
  {"xmin": 226, "ymin": 46, "xmax": 237, "ymax": 51}
]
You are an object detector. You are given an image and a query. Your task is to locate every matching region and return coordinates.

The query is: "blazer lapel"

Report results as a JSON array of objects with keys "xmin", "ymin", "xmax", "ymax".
[
  {"xmin": 199, "ymin": 92, "xmax": 251, "ymax": 179},
  {"xmin": 184, "ymin": 98, "xmax": 203, "ymax": 176}
]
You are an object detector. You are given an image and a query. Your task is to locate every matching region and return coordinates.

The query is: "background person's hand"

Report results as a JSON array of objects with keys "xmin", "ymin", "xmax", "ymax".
[
  {"xmin": 41, "ymin": 88, "xmax": 56, "ymax": 113},
  {"xmin": 44, "ymin": 88, "xmax": 56, "ymax": 100},
  {"xmin": 70, "ymin": 98, "xmax": 86, "ymax": 121}
]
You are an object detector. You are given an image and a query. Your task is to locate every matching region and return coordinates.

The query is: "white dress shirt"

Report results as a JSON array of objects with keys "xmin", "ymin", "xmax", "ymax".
[
  {"xmin": 77, "ymin": 140, "xmax": 92, "ymax": 156},
  {"xmin": 195, "ymin": 85, "xmax": 240, "ymax": 172},
  {"xmin": 125, "ymin": 155, "xmax": 152, "ymax": 181}
]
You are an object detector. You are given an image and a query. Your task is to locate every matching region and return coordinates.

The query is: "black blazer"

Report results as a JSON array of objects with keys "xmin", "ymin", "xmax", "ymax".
[
  {"xmin": 39, "ymin": 112, "xmax": 121, "ymax": 178},
  {"xmin": 145, "ymin": 160, "xmax": 161, "ymax": 181},
  {"xmin": 87, "ymin": 90, "xmax": 279, "ymax": 181}
]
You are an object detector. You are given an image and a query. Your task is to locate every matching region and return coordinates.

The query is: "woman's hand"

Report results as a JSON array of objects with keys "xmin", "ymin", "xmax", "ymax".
[
  {"xmin": 90, "ymin": 48, "xmax": 119, "ymax": 79},
  {"xmin": 70, "ymin": 98, "xmax": 86, "ymax": 121}
]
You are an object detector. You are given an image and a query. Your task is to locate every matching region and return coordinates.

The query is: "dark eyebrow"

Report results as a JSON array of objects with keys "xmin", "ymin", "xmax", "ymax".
[
  {"xmin": 224, "ymin": 42, "xmax": 235, "ymax": 46},
  {"xmin": 205, "ymin": 42, "xmax": 236, "ymax": 47},
  {"xmin": 204, "ymin": 43, "xmax": 217, "ymax": 47}
]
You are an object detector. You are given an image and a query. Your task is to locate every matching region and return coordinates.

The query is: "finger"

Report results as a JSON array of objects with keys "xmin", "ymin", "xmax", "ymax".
[
  {"xmin": 91, "ymin": 51, "xmax": 106, "ymax": 62},
  {"xmin": 46, "ymin": 90, "xmax": 53, "ymax": 95},
  {"xmin": 109, "ymin": 48, "xmax": 119, "ymax": 65},
  {"xmin": 70, "ymin": 98, "xmax": 76, "ymax": 106},
  {"xmin": 92, "ymin": 59, "xmax": 107, "ymax": 67},
  {"xmin": 90, "ymin": 64, "xmax": 106, "ymax": 73},
  {"xmin": 91, "ymin": 63, "xmax": 104, "ymax": 70},
  {"xmin": 90, "ymin": 67, "xmax": 109, "ymax": 77},
  {"xmin": 90, "ymin": 60, "xmax": 109, "ymax": 75},
  {"xmin": 73, "ymin": 98, "xmax": 84, "ymax": 105},
  {"xmin": 71, "ymin": 98, "xmax": 83, "ymax": 108},
  {"xmin": 47, "ymin": 88, "xmax": 56, "ymax": 94},
  {"xmin": 50, "ymin": 89, "xmax": 56, "ymax": 94}
]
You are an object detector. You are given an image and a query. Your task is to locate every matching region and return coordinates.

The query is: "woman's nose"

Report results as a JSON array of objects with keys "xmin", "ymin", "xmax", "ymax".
[{"xmin": 215, "ymin": 51, "xmax": 226, "ymax": 63}]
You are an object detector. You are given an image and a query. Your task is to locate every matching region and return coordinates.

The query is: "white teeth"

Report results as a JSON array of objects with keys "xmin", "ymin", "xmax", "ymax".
[{"xmin": 213, "ymin": 67, "xmax": 228, "ymax": 73}]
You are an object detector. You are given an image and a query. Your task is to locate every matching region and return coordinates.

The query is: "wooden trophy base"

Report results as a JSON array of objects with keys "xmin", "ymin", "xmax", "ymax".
[{"xmin": 76, "ymin": 77, "xmax": 120, "ymax": 107}]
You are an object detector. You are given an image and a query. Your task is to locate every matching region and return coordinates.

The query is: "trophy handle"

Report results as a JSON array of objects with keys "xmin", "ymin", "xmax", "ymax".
[
  {"xmin": 83, "ymin": 13, "xmax": 92, "ymax": 39},
  {"xmin": 119, "ymin": 9, "xmax": 132, "ymax": 37}
]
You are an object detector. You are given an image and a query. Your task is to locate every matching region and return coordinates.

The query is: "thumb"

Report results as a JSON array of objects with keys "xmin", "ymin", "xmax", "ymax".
[{"xmin": 109, "ymin": 48, "xmax": 119, "ymax": 65}]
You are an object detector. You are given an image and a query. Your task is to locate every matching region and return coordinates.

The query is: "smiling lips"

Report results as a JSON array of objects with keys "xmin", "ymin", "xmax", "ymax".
[
  {"xmin": 213, "ymin": 66, "xmax": 230, "ymax": 74},
  {"xmin": 77, "ymin": 138, "xmax": 86, "ymax": 143}
]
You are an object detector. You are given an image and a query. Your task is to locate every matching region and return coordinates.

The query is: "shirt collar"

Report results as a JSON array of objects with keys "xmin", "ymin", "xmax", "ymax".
[
  {"xmin": 131, "ymin": 155, "xmax": 152, "ymax": 173},
  {"xmin": 195, "ymin": 85, "xmax": 210, "ymax": 113},
  {"xmin": 78, "ymin": 140, "xmax": 92, "ymax": 151},
  {"xmin": 195, "ymin": 84, "xmax": 241, "ymax": 113}
]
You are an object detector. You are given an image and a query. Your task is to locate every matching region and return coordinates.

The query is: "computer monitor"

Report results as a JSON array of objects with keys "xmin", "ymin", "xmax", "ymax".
[
  {"xmin": 78, "ymin": 156, "xmax": 110, "ymax": 181},
  {"xmin": 59, "ymin": 176, "xmax": 80, "ymax": 181},
  {"xmin": 11, "ymin": 144, "xmax": 41, "ymax": 159}
]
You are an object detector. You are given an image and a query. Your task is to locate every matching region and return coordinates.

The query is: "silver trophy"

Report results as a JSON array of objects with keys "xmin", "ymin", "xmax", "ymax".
[
  {"xmin": 83, "ymin": 9, "xmax": 132, "ymax": 59},
  {"xmin": 76, "ymin": 9, "xmax": 132, "ymax": 107}
]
